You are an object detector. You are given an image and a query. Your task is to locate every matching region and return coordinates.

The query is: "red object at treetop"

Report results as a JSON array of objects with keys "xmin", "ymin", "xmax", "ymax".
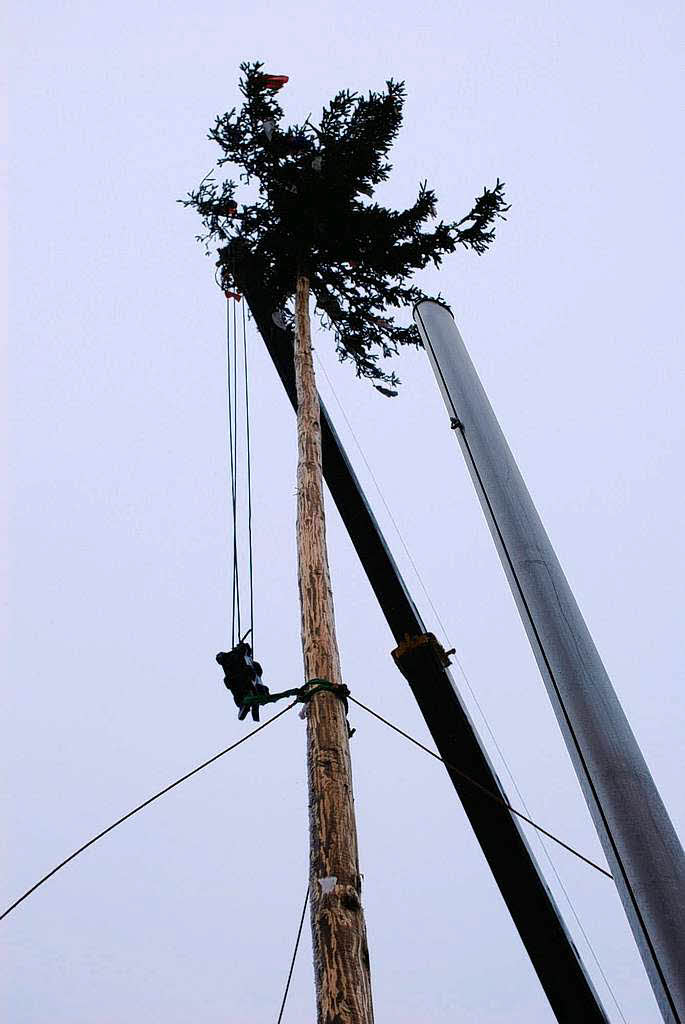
[
  {"xmin": 224, "ymin": 291, "xmax": 242, "ymax": 302},
  {"xmin": 225, "ymin": 200, "xmax": 238, "ymax": 216},
  {"xmin": 261, "ymin": 74, "xmax": 289, "ymax": 91}
]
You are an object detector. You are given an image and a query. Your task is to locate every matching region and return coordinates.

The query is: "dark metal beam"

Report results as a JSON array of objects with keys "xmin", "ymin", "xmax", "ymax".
[{"xmin": 232, "ymin": 252, "xmax": 609, "ymax": 1023}]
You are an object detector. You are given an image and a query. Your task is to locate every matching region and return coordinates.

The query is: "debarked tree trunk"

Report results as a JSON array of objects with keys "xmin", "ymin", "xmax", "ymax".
[{"xmin": 294, "ymin": 273, "xmax": 374, "ymax": 1024}]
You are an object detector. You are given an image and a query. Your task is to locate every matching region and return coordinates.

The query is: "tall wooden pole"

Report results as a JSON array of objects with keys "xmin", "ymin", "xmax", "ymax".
[{"xmin": 294, "ymin": 274, "xmax": 374, "ymax": 1024}]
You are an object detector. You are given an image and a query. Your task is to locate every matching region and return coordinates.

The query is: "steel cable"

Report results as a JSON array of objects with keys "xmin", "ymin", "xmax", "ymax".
[{"xmin": 1, "ymin": 703, "xmax": 296, "ymax": 923}]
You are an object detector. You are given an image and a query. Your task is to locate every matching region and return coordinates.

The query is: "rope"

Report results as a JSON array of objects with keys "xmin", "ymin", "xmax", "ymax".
[
  {"xmin": 0, "ymin": 702, "xmax": 297, "ymax": 923},
  {"xmin": 347, "ymin": 695, "xmax": 613, "ymax": 880},
  {"xmin": 225, "ymin": 280, "xmax": 255, "ymax": 649},
  {"xmin": 237, "ymin": 674, "xmax": 607, "ymax": 879},
  {"xmin": 444, "ymin": 405, "xmax": 678, "ymax": 1016},
  {"xmin": 314, "ymin": 351, "xmax": 454, "ymax": 652},
  {"xmin": 276, "ymin": 883, "xmax": 310, "ymax": 1023},
  {"xmin": 242, "ymin": 299, "xmax": 255, "ymax": 651},
  {"xmin": 226, "ymin": 299, "xmax": 240, "ymax": 645},
  {"xmin": 240, "ymin": 679, "xmax": 350, "ymax": 715}
]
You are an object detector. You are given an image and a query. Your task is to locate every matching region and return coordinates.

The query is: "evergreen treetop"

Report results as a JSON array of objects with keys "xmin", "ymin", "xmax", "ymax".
[{"xmin": 183, "ymin": 61, "xmax": 508, "ymax": 392}]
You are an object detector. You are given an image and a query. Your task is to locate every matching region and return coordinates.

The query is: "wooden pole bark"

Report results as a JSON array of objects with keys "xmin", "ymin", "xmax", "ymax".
[{"xmin": 294, "ymin": 274, "xmax": 374, "ymax": 1024}]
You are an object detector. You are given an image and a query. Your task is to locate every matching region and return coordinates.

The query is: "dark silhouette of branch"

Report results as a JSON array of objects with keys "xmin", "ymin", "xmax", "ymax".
[{"xmin": 182, "ymin": 61, "xmax": 508, "ymax": 391}]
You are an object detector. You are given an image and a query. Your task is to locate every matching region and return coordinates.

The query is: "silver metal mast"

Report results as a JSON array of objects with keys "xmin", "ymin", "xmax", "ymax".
[{"xmin": 414, "ymin": 298, "xmax": 685, "ymax": 1024}]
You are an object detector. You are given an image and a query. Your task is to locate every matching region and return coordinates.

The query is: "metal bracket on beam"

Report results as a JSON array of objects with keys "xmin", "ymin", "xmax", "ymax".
[{"xmin": 393, "ymin": 632, "xmax": 455, "ymax": 669}]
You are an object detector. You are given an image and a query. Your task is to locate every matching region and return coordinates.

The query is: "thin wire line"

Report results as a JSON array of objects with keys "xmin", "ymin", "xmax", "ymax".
[
  {"xmin": 313, "ymin": 352, "xmax": 451, "ymax": 652},
  {"xmin": 226, "ymin": 300, "xmax": 238, "ymax": 646},
  {"xmin": 443, "ymin": 399, "xmax": 672, "ymax": 1019},
  {"xmin": 0, "ymin": 703, "xmax": 297, "ymax": 923},
  {"xmin": 276, "ymin": 883, "xmax": 310, "ymax": 1023},
  {"xmin": 242, "ymin": 300, "xmax": 255, "ymax": 650},
  {"xmin": 314, "ymin": 354, "xmax": 626, "ymax": 1021},
  {"xmin": 460, "ymin": 683, "xmax": 629, "ymax": 1023},
  {"xmin": 232, "ymin": 296, "xmax": 241, "ymax": 640},
  {"xmin": 347, "ymin": 695, "xmax": 612, "ymax": 879},
  {"xmin": 414, "ymin": 307, "xmax": 666, "ymax": 1008}
]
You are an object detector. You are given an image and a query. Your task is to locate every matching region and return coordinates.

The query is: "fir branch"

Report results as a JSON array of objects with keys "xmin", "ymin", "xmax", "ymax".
[{"xmin": 182, "ymin": 62, "xmax": 508, "ymax": 392}]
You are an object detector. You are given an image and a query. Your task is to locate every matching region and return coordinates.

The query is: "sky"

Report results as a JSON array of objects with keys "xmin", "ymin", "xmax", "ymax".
[{"xmin": 4, "ymin": 1, "xmax": 684, "ymax": 1022}]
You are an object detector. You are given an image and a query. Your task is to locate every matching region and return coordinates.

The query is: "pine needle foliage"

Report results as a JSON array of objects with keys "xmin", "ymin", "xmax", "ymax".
[{"xmin": 183, "ymin": 61, "xmax": 508, "ymax": 392}]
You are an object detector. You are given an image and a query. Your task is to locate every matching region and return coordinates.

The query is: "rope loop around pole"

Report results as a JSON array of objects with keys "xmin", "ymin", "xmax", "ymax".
[{"xmin": 239, "ymin": 678, "xmax": 351, "ymax": 716}]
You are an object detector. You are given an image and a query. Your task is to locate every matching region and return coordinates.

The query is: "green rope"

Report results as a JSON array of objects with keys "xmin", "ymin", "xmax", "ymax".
[{"xmin": 240, "ymin": 678, "xmax": 350, "ymax": 714}]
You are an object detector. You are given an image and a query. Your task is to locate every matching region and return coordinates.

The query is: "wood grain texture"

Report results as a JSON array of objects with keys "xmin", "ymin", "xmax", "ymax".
[{"xmin": 294, "ymin": 274, "xmax": 374, "ymax": 1024}]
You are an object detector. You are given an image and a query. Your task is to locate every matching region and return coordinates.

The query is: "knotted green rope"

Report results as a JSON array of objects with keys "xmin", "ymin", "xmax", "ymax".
[{"xmin": 240, "ymin": 678, "xmax": 351, "ymax": 715}]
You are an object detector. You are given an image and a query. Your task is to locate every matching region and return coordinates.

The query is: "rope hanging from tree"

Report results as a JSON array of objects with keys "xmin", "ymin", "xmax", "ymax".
[
  {"xmin": 219, "ymin": 286, "xmax": 268, "ymax": 723},
  {"xmin": 224, "ymin": 285, "xmax": 255, "ymax": 650},
  {"xmin": 240, "ymin": 678, "xmax": 352, "ymax": 717}
]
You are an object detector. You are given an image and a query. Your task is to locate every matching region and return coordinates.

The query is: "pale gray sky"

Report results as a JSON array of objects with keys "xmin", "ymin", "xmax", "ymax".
[{"xmin": 5, "ymin": 1, "xmax": 684, "ymax": 1021}]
